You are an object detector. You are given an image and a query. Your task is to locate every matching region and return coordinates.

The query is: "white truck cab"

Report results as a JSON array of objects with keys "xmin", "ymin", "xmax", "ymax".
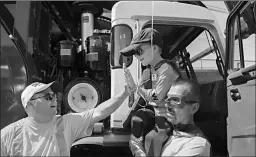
[{"xmin": 110, "ymin": 0, "xmax": 226, "ymax": 129}]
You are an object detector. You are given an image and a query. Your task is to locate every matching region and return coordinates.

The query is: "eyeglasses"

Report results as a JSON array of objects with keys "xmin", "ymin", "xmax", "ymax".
[
  {"xmin": 30, "ymin": 93, "xmax": 57, "ymax": 102},
  {"xmin": 165, "ymin": 96, "xmax": 197, "ymax": 110}
]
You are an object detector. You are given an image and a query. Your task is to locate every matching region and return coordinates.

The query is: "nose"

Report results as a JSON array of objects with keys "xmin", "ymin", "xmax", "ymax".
[
  {"xmin": 50, "ymin": 100, "xmax": 57, "ymax": 107},
  {"xmin": 52, "ymin": 95, "xmax": 57, "ymax": 101}
]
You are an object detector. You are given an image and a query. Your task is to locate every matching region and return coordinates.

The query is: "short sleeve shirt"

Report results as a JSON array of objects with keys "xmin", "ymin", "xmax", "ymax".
[{"xmin": 1, "ymin": 109, "xmax": 94, "ymax": 156}]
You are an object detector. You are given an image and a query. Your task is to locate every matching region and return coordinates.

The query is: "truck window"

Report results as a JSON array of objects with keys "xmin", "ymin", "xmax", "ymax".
[
  {"xmin": 234, "ymin": 34, "xmax": 256, "ymax": 69},
  {"xmin": 229, "ymin": 16, "xmax": 255, "ymax": 70},
  {"xmin": 188, "ymin": 30, "xmax": 219, "ymax": 70},
  {"xmin": 110, "ymin": 24, "xmax": 133, "ymax": 68},
  {"xmin": 184, "ymin": 30, "xmax": 224, "ymax": 83}
]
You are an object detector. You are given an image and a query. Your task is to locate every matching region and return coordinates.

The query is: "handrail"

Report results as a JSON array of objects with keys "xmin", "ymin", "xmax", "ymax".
[
  {"xmin": 0, "ymin": 3, "xmax": 30, "ymax": 83},
  {"xmin": 190, "ymin": 46, "xmax": 215, "ymax": 63}
]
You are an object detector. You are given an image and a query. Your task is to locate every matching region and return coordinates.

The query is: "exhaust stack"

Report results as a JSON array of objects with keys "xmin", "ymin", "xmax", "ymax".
[
  {"xmin": 72, "ymin": 2, "xmax": 103, "ymax": 51},
  {"xmin": 81, "ymin": 12, "xmax": 94, "ymax": 50}
]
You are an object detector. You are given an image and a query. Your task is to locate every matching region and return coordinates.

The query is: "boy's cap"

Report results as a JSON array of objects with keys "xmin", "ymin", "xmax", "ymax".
[
  {"xmin": 21, "ymin": 81, "xmax": 61, "ymax": 108},
  {"xmin": 120, "ymin": 28, "xmax": 163, "ymax": 56}
]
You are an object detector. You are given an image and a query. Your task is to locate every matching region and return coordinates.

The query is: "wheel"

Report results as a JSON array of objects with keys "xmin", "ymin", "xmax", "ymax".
[{"xmin": 63, "ymin": 78, "xmax": 102, "ymax": 113}]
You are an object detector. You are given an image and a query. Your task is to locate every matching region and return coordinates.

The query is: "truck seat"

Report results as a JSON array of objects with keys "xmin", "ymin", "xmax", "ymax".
[{"xmin": 195, "ymin": 80, "xmax": 228, "ymax": 156}]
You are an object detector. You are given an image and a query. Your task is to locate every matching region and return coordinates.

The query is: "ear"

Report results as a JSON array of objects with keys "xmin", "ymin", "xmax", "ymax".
[
  {"xmin": 190, "ymin": 103, "xmax": 199, "ymax": 114},
  {"xmin": 153, "ymin": 45, "xmax": 162, "ymax": 54},
  {"xmin": 27, "ymin": 101, "xmax": 36, "ymax": 110},
  {"xmin": 153, "ymin": 45, "xmax": 157, "ymax": 50},
  {"xmin": 24, "ymin": 101, "xmax": 35, "ymax": 115}
]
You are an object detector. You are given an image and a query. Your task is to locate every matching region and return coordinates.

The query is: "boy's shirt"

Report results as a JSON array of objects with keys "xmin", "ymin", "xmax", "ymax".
[{"xmin": 139, "ymin": 61, "xmax": 180, "ymax": 117}]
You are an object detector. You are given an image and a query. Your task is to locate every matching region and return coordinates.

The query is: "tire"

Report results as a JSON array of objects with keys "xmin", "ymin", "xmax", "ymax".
[{"xmin": 63, "ymin": 78, "xmax": 103, "ymax": 113}]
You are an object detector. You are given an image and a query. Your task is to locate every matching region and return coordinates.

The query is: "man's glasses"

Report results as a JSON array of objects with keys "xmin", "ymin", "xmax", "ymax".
[
  {"xmin": 165, "ymin": 96, "xmax": 197, "ymax": 110},
  {"xmin": 30, "ymin": 93, "xmax": 57, "ymax": 102}
]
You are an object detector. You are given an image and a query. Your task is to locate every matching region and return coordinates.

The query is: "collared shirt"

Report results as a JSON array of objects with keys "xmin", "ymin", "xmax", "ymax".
[
  {"xmin": 139, "ymin": 62, "xmax": 180, "ymax": 117},
  {"xmin": 1, "ymin": 109, "xmax": 94, "ymax": 156},
  {"xmin": 161, "ymin": 131, "xmax": 211, "ymax": 156}
]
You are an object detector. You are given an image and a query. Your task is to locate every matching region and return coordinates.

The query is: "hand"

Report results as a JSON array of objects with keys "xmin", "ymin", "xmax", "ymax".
[
  {"xmin": 124, "ymin": 84, "xmax": 133, "ymax": 96},
  {"xmin": 123, "ymin": 64, "xmax": 136, "ymax": 90}
]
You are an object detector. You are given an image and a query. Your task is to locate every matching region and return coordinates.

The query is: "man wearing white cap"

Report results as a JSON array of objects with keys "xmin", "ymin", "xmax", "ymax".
[{"xmin": 1, "ymin": 81, "xmax": 131, "ymax": 156}]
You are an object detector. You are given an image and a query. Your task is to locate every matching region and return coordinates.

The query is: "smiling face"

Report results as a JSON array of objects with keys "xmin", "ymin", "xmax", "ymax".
[{"xmin": 29, "ymin": 87, "xmax": 57, "ymax": 118}]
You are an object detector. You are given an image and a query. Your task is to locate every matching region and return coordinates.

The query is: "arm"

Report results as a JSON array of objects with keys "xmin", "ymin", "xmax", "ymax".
[
  {"xmin": 63, "ymin": 86, "xmax": 131, "ymax": 141},
  {"xmin": 138, "ymin": 68, "xmax": 151, "ymax": 86},
  {"xmin": 91, "ymin": 87, "xmax": 130, "ymax": 125},
  {"xmin": 63, "ymin": 87, "xmax": 129, "ymax": 141},
  {"xmin": 137, "ymin": 64, "xmax": 179, "ymax": 102}
]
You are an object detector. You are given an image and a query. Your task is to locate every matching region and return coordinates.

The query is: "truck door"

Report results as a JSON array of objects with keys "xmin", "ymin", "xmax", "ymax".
[{"xmin": 225, "ymin": 1, "xmax": 256, "ymax": 156}]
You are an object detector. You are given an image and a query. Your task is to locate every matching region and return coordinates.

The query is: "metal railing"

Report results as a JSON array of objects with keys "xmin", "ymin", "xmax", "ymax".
[{"xmin": 193, "ymin": 58, "xmax": 255, "ymax": 69}]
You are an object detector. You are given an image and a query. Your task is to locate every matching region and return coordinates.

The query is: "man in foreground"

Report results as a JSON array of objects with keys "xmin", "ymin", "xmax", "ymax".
[
  {"xmin": 1, "ymin": 80, "xmax": 131, "ymax": 156},
  {"xmin": 161, "ymin": 78, "xmax": 211, "ymax": 156},
  {"xmin": 125, "ymin": 78, "xmax": 211, "ymax": 156}
]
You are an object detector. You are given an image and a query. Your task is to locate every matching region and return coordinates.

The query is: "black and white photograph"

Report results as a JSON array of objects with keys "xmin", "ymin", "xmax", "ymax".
[{"xmin": 1, "ymin": 1, "xmax": 255, "ymax": 156}]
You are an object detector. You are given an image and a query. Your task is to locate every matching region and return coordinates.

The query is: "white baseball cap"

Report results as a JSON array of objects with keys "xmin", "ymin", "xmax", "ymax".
[{"xmin": 21, "ymin": 81, "xmax": 61, "ymax": 108}]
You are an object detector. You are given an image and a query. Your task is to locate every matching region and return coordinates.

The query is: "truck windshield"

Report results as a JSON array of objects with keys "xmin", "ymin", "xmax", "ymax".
[{"xmin": 110, "ymin": 24, "xmax": 133, "ymax": 68}]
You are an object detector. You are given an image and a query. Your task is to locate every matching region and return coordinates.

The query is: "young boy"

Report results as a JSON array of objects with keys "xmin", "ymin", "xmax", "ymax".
[{"xmin": 120, "ymin": 28, "xmax": 181, "ymax": 156}]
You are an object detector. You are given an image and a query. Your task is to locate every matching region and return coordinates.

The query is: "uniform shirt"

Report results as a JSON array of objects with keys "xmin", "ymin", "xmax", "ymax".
[
  {"xmin": 1, "ymin": 109, "xmax": 94, "ymax": 156},
  {"xmin": 161, "ymin": 131, "xmax": 211, "ymax": 156},
  {"xmin": 138, "ymin": 62, "xmax": 180, "ymax": 117}
]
